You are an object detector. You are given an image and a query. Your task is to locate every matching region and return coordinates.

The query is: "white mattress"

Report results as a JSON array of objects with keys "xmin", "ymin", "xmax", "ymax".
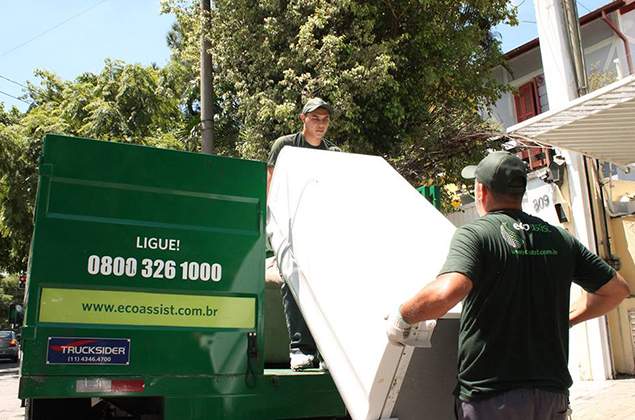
[{"xmin": 267, "ymin": 147, "xmax": 461, "ymax": 420}]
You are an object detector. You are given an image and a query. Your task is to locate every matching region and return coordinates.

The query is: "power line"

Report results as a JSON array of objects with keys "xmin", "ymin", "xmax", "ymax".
[
  {"xmin": 577, "ymin": 1, "xmax": 592, "ymax": 13},
  {"xmin": 0, "ymin": 74, "xmax": 28, "ymax": 89},
  {"xmin": 0, "ymin": 89, "xmax": 31, "ymax": 105},
  {"xmin": 0, "ymin": 0, "xmax": 110, "ymax": 58}
]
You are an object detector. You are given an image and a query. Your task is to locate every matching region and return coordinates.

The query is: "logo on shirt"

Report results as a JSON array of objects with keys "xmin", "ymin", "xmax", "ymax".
[
  {"xmin": 513, "ymin": 222, "xmax": 530, "ymax": 231},
  {"xmin": 500, "ymin": 222, "xmax": 525, "ymax": 249}
]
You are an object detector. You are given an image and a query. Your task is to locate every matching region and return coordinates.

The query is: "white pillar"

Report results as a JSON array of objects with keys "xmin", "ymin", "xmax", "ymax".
[
  {"xmin": 533, "ymin": 0, "xmax": 612, "ymax": 381},
  {"xmin": 534, "ymin": 0, "xmax": 578, "ymax": 104}
]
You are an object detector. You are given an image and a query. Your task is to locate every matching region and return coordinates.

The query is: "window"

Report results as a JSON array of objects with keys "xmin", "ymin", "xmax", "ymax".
[{"xmin": 514, "ymin": 80, "xmax": 539, "ymax": 122}]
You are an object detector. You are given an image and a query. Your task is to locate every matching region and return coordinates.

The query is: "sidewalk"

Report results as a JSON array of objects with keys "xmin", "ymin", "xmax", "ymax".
[
  {"xmin": 0, "ymin": 364, "xmax": 22, "ymax": 420},
  {"xmin": 569, "ymin": 377, "xmax": 635, "ymax": 419}
]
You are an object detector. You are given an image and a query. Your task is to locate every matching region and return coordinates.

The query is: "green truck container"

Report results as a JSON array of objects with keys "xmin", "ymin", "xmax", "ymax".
[{"xmin": 18, "ymin": 134, "xmax": 346, "ymax": 420}]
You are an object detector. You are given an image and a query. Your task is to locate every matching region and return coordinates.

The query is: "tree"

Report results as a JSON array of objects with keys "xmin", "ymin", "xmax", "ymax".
[
  {"xmin": 0, "ymin": 273, "xmax": 25, "ymax": 328},
  {"xmin": 164, "ymin": 0, "xmax": 515, "ymax": 186},
  {"xmin": 0, "ymin": 61, "xmax": 194, "ymax": 272}
]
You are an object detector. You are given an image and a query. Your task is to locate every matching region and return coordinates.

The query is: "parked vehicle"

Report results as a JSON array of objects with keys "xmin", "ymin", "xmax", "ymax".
[{"xmin": 0, "ymin": 330, "xmax": 19, "ymax": 362}]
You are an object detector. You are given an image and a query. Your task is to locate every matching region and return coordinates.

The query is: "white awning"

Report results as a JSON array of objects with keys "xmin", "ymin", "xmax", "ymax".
[{"xmin": 507, "ymin": 74, "xmax": 635, "ymax": 167}]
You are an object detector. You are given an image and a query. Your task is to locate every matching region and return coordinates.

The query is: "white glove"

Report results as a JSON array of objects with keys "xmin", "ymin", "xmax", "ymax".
[{"xmin": 385, "ymin": 308, "xmax": 437, "ymax": 348}]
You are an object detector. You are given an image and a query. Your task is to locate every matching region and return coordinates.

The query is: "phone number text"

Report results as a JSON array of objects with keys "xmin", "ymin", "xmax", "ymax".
[{"xmin": 87, "ymin": 255, "xmax": 222, "ymax": 282}]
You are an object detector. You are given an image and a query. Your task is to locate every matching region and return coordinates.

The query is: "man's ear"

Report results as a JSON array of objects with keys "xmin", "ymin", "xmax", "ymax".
[
  {"xmin": 475, "ymin": 181, "xmax": 488, "ymax": 203},
  {"xmin": 476, "ymin": 182, "xmax": 487, "ymax": 201},
  {"xmin": 299, "ymin": 113, "xmax": 305, "ymax": 123},
  {"xmin": 474, "ymin": 181, "xmax": 487, "ymax": 215}
]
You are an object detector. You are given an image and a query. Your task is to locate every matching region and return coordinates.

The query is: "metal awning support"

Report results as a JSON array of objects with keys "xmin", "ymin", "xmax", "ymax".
[{"xmin": 507, "ymin": 74, "xmax": 635, "ymax": 167}]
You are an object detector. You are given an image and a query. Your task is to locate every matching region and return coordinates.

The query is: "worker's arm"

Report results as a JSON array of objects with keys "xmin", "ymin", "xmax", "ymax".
[
  {"xmin": 569, "ymin": 272, "xmax": 630, "ymax": 327},
  {"xmin": 266, "ymin": 166, "xmax": 274, "ymax": 195},
  {"xmin": 400, "ymin": 272, "xmax": 473, "ymax": 323},
  {"xmin": 266, "ymin": 137, "xmax": 286, "ymax": 196},
  {"xmin": 386, "ymin": 272, "xmax": 472, "ymax": 346}
]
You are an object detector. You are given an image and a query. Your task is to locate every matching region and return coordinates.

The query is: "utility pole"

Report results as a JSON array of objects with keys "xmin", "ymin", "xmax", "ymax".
[
  {"xmin": 561, "ymin": 0, "xmax": 588, "ymax": 96},
  {"xmin": 200, "ymin": 0, "xmax": 214, "ymax": 154},
  {"xmin": 534, "ymin": 0, "xmax": 611, "ymax": 381}
]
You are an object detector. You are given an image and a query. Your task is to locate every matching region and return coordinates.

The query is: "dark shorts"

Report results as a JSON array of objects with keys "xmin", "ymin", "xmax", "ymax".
[{"xmin": 456, "ymin": 388, "xmax": 570, "ymax": 420}]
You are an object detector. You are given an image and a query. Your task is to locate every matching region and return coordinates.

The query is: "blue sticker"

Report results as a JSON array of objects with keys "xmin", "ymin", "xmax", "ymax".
[{"xmin": 47, "ymin": 337, "xmax": 130, "ymax": 365}]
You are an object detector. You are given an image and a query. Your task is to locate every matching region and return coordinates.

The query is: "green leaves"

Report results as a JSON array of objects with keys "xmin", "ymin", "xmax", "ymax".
[
  {"xmin": 195, "ymin": 0, "xmax": 514, "ymax": 171},
  {"xmin": 0, "ymin": 273, "xmax": 25, "ymax": 328}
]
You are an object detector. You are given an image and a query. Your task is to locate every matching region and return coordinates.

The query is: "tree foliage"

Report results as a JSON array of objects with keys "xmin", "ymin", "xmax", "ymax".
[
  {"xmin": 0, "ymin": 273, "xmax": 24, "ymax": 328},
  {"xmin": 164, "ymin": 0, "xmax": 515, "ymax": 181}
]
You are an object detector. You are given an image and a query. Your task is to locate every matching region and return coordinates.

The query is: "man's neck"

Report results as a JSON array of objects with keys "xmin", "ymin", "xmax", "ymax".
[
  {"xmin": 486, "ymin": 206, "xmax": 522, "ymax": 214},
  {"xmin": 302, "ymin": 130, "xmax": 323, "ymax": 147}
]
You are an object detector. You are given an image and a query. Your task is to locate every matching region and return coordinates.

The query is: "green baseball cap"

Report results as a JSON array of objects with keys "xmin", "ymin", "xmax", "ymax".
[
  {"xmin": 461, "ymin": 151, "xmax": 527, "ymax": 195},
  {"xmin": 302, "ymin": 97, "xmax": 332, "ymax": 114}
]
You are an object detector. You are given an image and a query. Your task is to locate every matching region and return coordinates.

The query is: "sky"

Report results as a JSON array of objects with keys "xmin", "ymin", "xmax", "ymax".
[
  {"xmin": 0, "ymin": 0, "xmax": 174, "ymax": 111},
  {"xmin": 495, "ymin": 0, "xmax": 611, "ymax": 52},
  {"xmin": 0, "ymin": 0, "xmax": 617, "ymax": 112}
]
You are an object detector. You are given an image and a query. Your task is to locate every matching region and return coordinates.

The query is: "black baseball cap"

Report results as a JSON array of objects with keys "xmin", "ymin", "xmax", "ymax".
[
  {"xmin": 302, "ymin": 97, "xmax": 331, "ymax": 114},
  {"xmin": 461, "ymin": 151, "xmax": 527, "ymax": 195}
]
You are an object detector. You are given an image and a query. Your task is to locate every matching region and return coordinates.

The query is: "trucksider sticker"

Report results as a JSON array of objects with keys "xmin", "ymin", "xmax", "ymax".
[
  {"xmin": 47, "ymin": 337, "xmax": 130, "ymax": 365},
  {"xmin": 39, "ymin": 288, "xmax": 255, "ymax": 329}
]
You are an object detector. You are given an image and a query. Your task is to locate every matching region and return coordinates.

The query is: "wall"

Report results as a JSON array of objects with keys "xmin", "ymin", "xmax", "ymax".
[
  {"xmin": 489, "ymin": 67, "xmax": 516, "ymax": 128},
  {"xmin": 607, "ymin": 216, "xmax": 635, "ymax": 374},
  {"xmin": 623, "ymin": 7, "xmax": 635, "ymax": 73}
]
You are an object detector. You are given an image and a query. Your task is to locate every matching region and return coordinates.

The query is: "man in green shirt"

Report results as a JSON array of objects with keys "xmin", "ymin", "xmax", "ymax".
[
  {"xmin": 386, "ymin": 151, "xmax": 630, "ymax": 419},
  {"xmin": 267, "ymin": 97, "xmax": 334, "ymax": 370}
]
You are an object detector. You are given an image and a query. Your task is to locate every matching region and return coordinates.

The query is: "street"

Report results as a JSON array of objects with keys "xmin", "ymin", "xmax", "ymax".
[{"xmin": 0, "ymin": 360, "xmax": 23, "ymax": 420}]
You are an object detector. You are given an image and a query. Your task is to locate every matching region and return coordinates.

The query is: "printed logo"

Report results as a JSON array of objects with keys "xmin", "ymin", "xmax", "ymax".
[
  {"xmin": 513, "ymin": 222, "xmax": 530, "ymax": 231},
  {"xmin": 47, "ymin": 337, "xmax": 130, "ymax": 365},
  {"xmin": 501, "ymin": 222, "xmax": 525, "ymax": 249}
]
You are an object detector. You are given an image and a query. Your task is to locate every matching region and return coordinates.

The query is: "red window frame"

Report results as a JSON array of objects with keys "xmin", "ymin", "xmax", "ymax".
[{"xmin": 513, "ymin": 80, "xmax": 540, "ymax": 123}]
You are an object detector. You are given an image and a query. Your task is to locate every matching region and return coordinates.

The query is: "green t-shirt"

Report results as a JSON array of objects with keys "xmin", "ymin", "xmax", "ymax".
[
  {"xmin": 439, "ymin": 209, "xmax": 615, "ymax": 401},
  {"xmin": 267, "ymin": 133, "xmax": 330, "ymax": 167}
]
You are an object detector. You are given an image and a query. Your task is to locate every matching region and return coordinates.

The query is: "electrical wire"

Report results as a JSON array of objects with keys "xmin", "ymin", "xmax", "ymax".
[
  {"xmin": 0, "ymin": 89, "xmax": 31, "ymax": 104},
  {"xmin": 0, "ymin": 74, "xmax": 28, "ymax": 89},
  {"xmin": 0, "ymin": 0, "xmax": 110, "ymax": 58},
  {"xmin": 511, "ymin": 0, "xmax": 532, "ymax": 24},
  {"xmin": 577, "ymin": 1, "xmax": 592, "ymax": 13}
]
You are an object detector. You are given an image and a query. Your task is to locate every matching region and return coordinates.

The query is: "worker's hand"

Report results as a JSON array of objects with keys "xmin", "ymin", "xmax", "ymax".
[
  {"xmin": 385, "ymin": 307, "xmax": 413, "ymax": 345},
  {"xmin": 385, "ymin": 308, "xmax": 437, "ymax": 348}
]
